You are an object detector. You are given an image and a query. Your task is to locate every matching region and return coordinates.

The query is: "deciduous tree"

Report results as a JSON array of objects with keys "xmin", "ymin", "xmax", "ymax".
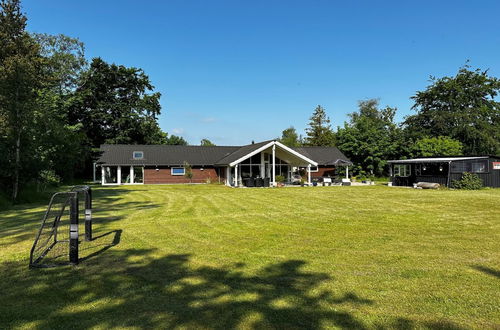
[
  {"xmin": 200, "ymin": 138, "xmax": 215, "ymax": 146},
  {"xmin": 336, "ymin": 99, "xmax": 403, "ymax": 177},
  {"xmin": 405, "ymin": 64, "xmax": 500, "ymax": 155},
  {"xmin": 0, "ymin": 0, "xmax": 43, "ymax": 199},
  {"xmin": 69, "ymin": 57, "xmax": 165, "ymax": 147},
  {"xmin": 279, "ymin": 126, "xmax": 302, "ymax": 147},
  {"xmin": 410, "ymin": 136, "xmax": 463, "ymax": 157}
]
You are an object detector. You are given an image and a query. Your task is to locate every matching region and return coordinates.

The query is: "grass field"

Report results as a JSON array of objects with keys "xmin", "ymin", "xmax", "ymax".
[{"xmin": 0, "ymin": 185, "xmax": 499, "ymax": 329}]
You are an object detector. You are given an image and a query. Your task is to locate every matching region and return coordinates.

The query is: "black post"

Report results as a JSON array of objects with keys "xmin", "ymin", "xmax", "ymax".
[
  {"xmin": 85, "ymin": 187, "xmax": 92, "ymax": 241},
  {"xmin": 69, "ymin": 193, "xmax": 79, "ymax": 265}
]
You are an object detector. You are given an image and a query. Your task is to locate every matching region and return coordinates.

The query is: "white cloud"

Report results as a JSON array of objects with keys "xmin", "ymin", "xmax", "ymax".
[
  {"xmin": 201, "ymin": 117, "xmax": 216, "ymax": 123},
  {"xmin": 172, "ymin": 128, "xmax": 184, "ymax": 135}
]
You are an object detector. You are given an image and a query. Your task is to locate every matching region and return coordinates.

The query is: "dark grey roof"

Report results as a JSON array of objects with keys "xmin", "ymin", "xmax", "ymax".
[
  {"xmin": 97, "ymin": 141, "xmax": 352, "ymax": 167},
  {"xmin": 388, "ymin": 156, "xmax": 490, "ymax": 164},
  {"xmin": 214, "ymin": 140, "xmax": 273, "ymax": 165},
  {"xmin": 97, "ymin": 144, "xmax": 240, "ymax": 166},
  {"xmin": 293, "ymin": 146, "xmax": 352, "ymax": 166}
]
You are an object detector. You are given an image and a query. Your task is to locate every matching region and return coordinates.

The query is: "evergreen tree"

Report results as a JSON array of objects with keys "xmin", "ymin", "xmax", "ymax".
[{"xmin": 304, "ymin": 105, "xmax": 335, "ymax": 146}]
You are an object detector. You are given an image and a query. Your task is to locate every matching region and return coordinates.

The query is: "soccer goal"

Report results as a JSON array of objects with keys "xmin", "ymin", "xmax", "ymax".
[{"xmin": 29, "ymin": 186, "xmax": 93, "ymax": 268}]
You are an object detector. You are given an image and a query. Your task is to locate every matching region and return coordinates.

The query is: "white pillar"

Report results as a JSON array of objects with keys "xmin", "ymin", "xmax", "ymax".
[
  {"xmin": 101, "ymin": 166, "xmax": 105, "ymax": 185},
  {"xmin": 260, "ymin": 152, "xmax": 265, "ymax": 178},
  {"xmin": 117, "ymin": 166, "xmax": 122, "ymax": 185},
  {"xmin": 130, "ymin": 166, "xmax": 134, "ymax": 184},
  {"xmin": 345, "ymin": 166, "xmax": 349, "ymax": 180},
  {"xmin": 272, "ymin": 144, "xmax": 276, "ymax": 186},
  {"xmin": 93, "ymin": 163, "xmax": 96, "ymax": 182},
  {"xmin": 234, "ymin": 165, "xmax": 238, "ymax": 187},
  {"xmin": 307, "ymin": 164, "xmax": 311, "ymax": 185}
]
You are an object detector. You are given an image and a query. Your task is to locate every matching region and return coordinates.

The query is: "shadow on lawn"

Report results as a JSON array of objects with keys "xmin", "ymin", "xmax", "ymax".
[
  {"xmin": 1, "ymin": 249, "xmax": 375, "ymax": 329},
  {"xmin": 0, "ymin": 187, "xmax": 158, "ymax": 247},
  {"xmin": 0, "ymin": 248, "xmax": 467, "ymax": 329},
  {"xmin": 472, "ymin": 265, "xmax": 500, "ymax": 279}
]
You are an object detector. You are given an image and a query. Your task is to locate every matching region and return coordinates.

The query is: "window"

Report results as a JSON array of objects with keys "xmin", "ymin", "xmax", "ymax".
[
  {"xmin": 451, "ymin": 160, "xmax": 488, "ymax": 173},
  {"xmin": 471, "ymin": 161, "xmax": 487, "ymax": 173},
  {"xmin": 309, "ymin": 166, "xmax": 318, "ymax": 172},
  {"xmin": 394, "ymin": 164, "xmax": 411, "ymax": 177},
  {"xmin": 133, "ymin": 151, "xmax": 144, "ymax": 159},
  {"xmin": 171, "ymin": 167, "xmax": 185, "ymax": 176}
]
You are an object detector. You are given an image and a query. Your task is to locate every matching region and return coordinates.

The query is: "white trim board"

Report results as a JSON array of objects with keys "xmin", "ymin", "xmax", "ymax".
[{"xmin": 229, "ymin": 141, "xmax": 318, "ymax": 167}]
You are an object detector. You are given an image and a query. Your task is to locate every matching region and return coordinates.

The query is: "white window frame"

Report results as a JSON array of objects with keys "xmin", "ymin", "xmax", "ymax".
[
  {"xmin": 394, "ymin": 164, "xmax": 411, "ymax": 177},
  {"xmin": 133, "ymin": 151, "xmax": 144, "ymax": 160},
  {"xmin": 309, "ymin": 166, "xmax": 319, "ymax": 172},
  {"xmin": 171, "ymin": 167, "xmax": 185, "ymax": 176}
]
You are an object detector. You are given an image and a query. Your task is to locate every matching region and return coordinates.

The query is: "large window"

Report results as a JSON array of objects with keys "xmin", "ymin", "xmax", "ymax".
[
  {"xmin": 133, "ymin": 167, "xmax": 143, "ymax": 183},
  {"xmin": 171, "ymin": 167, "xmax": 185, "ymax": 176},
  {"xmin": 450, "ymin": 160, "xmax": 488, "ymax": 173},
  {"xmin": 394, "ymin": 164, "xmax": 411, "ymax": 177},
  {"xmin": 103, "ymin": 166, "xmax": 118, "ymax": 184}
]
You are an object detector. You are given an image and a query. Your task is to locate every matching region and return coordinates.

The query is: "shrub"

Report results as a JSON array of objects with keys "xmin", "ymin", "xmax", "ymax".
[
  {"xmin": 183, "ymin": 161, "xmax": 193, "ymax": 183},
  {"xmin": 276, "ymin": 175, "xmax": 285, "ymax": 183},
  {"xmin": 37, "ymin": 170, "xmax": 61, "ymax": 192},
  {"xmin": 452, "ymin": 172, "xmax": 483, "ymax": 190}
]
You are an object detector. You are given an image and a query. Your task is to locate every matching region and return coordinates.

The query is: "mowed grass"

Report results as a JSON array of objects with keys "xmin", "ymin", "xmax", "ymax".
[{"xmin": 0, "ymin": 185, "xmax": 499, "ymax": 329}]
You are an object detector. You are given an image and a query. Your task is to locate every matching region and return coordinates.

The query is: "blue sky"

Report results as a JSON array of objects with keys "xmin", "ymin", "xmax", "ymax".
[{"xmin": 24, "ymin": 1, "xmax": 500, "ymax": 145}]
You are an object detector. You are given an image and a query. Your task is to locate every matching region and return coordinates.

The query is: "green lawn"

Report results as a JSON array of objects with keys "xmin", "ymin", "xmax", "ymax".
[{"xmin": 1, "ymin": 185, "xmax": 499, "ymax": 329}]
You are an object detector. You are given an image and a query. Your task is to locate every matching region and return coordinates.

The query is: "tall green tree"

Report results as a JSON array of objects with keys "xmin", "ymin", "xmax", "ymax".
[
  {"xmin": 34, "ymin": 33, "xmax": 89, "ymax": 181},
  {"xmin": 0, "ymin": 0, "xmax": 43, "ymax": 199},
  {"xmin": 405, "ymin": 65, "xmax": 500, "ymax": 155},
  {"xmin": 336, "ymin": 99, "xmax": 403, "ymax": 177},
  {"xmin": 410, "ymin": 136, "xmax": 463, "ymax": 157},
  {"xmin": 200, "ymin": 138, "xmax": 215, "ymax": 146},
  {"xmin": 304, "ymin": 105, "xmax": 335, "ymax": 146},
  {"xmin": 69, "ymin": 57, "xmax": 165, "ymax": 148},
  {"xmin": 165, "ymin": 134, "xmax": 188, "ymax": 145},
  {"xmin": 279, "ymin": 126, "xmax": 301, "ymax": 147}
]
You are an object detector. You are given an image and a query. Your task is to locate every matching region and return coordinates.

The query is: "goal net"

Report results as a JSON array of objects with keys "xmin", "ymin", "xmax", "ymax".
[{"xmin": 29, "ymin": 186, "xmax": 92, "ymax": 268}]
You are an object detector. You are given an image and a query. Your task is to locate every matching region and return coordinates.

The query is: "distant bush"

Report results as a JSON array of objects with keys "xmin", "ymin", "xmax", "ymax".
[
  {"xmin": 276, "ymin": 175, "xmax": 285, "ymax": 183},
  {"xmin": 37, "ymin": 170, "xmax": 61, "ymax": 192},
  {"xmin": 452, "ymin": 172, "xmax": 483, "ymax": 190}
]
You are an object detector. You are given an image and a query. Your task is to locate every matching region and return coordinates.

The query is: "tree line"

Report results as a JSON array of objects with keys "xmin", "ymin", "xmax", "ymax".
[
  {"xmin": 279, "ymin": 65, "xmax": 500, "ymax": 177},
  {"xmin": 0, "ymin": 0, "xmax": 214, "ymax": 201},
  {"xmin": 1, "ymin": 0, "xmax": 499, "ymax": 201}
]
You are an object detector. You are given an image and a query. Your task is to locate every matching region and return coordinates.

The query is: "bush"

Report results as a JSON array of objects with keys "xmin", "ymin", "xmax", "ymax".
[
  {"xmin": 452, "ymin": 172, "xmax": 483, "ymax": 190},
  {"xmin": 276, "ymin": 175, "xmax": 285, "ymax": 183},
  {"xmin": 37, "ymin": 170, "xmax": 61, "ymax": 192}
]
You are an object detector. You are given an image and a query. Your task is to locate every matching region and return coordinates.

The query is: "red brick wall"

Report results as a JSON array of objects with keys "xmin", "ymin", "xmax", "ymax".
[
  {"xmin": 144, "ymin": 166, "xmax": 221, "ymax": 184},
  {"xmin": 311, "ymin": 166, "xmax": 336, "ymax": 178}
]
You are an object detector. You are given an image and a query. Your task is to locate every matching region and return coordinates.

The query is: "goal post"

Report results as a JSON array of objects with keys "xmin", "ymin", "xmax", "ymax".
[{"xmin": 29, "ymin": 185, "xmax": 94, "ymax": 268}]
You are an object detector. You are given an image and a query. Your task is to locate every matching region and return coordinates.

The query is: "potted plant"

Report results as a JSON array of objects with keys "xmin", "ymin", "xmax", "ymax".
[{"xmin": 276, "ymin": 175, "xmax": 285, "ymax": 187}]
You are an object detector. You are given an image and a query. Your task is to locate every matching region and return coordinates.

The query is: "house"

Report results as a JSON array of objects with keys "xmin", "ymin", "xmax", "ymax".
[
  {"xmin": 388, "ymin": 156, "xmax": 500, "ymax": 188},
  {"xmin": 96, "ymin": 140, "xmax": 352, "ymax": 186}
]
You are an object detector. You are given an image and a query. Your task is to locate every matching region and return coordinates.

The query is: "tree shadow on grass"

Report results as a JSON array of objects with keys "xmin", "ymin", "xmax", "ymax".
[
  {"xmin": 472, "ymin": 265, "xmax": 500, "ymax": 279},
  {"xmin": 1, "ymin": 249, "xmax": 374, "ymax": 329},
  {"xmin": 0, "ymin": 187, "xmax": 158, "ymax": 247}
]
